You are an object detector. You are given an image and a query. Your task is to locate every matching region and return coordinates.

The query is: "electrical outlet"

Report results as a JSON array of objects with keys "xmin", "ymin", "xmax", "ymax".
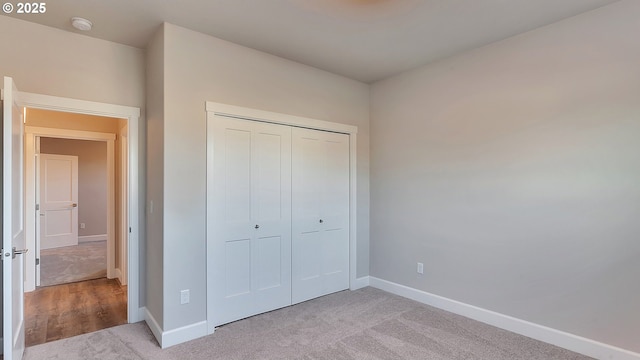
[
  {"xmin": 80, "ymin": 223, "xmax": 86, "ymax": 229},
  {"xmin": 180, "ymin": 289, "xmax": 190, "ymax": 305},
  {"xmin": 417, "ymin": 262, "xmax": 424, "ymax": 274}
]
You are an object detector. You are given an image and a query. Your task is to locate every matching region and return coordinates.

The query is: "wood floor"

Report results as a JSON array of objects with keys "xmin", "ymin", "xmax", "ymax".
[{"xmin": 25, "ymin": 277, "xmax": 127, "ymax": 347}]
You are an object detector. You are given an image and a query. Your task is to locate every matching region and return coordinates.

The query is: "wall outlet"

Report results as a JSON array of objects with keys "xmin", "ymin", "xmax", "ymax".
[
  {"xmin": 80, "ymin": 223, "xmax": 86, "ymax": 229},
  {"xmin": 417, "ymin": 262, "xmax": 424, "ymax": 274},
  {"xmin": 180, "ymin": 289, "xmax": 190, "ymax": 305}
]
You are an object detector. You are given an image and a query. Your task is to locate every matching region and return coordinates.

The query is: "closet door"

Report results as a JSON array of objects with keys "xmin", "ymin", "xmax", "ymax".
[
  {"xmin": 292, "ymin": 128, "xmax": 350, "ymax": 304},
  {"xmin": 208, "ymin": 116, "xmax": 292, "ymax": 326}
]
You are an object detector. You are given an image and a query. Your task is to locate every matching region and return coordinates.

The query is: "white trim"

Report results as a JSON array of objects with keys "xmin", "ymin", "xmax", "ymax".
[
  {"xmin": 206, "ymin": 102, "xmax": 357, "ymax": 134},
  {"xmin": 160, "ymin": 321, "xmax": 208, "ymax": 349},
  {"xmin": 348, "ymin": 135, "xmax": 358, "ymax": 291},
  {"xmin": 17, "ymin": 91, "xmax": 140, "ymax": 119},
  {"xmin": 113, "ymin": 268, "xmax": 122, "ymax": 284},
  {"xmin": 119, "ymin": 128, "xmax": 129, "ymax": 286},
  {"xmin": 24, "ymin": 133, "xmax": 37, "ymax": 291},
  {"xmin": 25, "ymin": 126, "xmax": 115, "ymax": 141},
  {"xmin": 351, "ymin": 276, "xmax": 370, "ymax": 290},
  {"xmin": 369, "ymin": 277, "xmax": 640, "ymax": 360},
  {"xmin": 106, "ymin": 139, "xmax": 115, "ymax": 279},
  {"xmin": 205, "ymin": 102, "xmax": 359, "ymax": 335},
  {"xmin": 25, "ymin": 127, "xmax": 116, "ymax": 286},
  {"xmin": 144, "ymin": 307, "xmax": 208, "ymax": 349},
  {"xmin": 143, "ymin": 307, "xmax": 163, "ymax": 346},
  {"xmin": 18, "ymin": 91, "xmax": 141, "ymax": 324},
  {"xmin": 78, "ymin": 234, "xmax": 108, "ymax": 243}
]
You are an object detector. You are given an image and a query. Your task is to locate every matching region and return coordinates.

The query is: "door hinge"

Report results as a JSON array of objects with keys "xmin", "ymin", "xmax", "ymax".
[
  {"xmin": 129, "ymin": 227, "xmax": 132, "ymax": 233},
  {"xmin": 36, "ymin": 203, "xmax": 40, "ymax": 211},
  {"xmin": 36, "ymin": 258, "xmax": 40, "ymax": 265}
]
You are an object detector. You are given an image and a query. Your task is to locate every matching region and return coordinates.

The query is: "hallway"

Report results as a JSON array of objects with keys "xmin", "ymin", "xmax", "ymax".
[{"xmin": 25, "ymin": 278, "xmax": 127, "ymax": 346}]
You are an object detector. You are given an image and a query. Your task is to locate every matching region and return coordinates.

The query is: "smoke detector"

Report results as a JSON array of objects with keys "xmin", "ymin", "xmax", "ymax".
[{"xmin": 71, "ymin": 17, "xmax": 93, "ymax": 31}]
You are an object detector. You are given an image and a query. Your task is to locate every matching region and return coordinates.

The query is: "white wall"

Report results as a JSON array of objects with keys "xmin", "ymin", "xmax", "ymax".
[
  {"xmin": 370, "ymin": 0, "xmax": 640, "ymax": 353},
  {"xmin": 145, "ymin": 23, "xmax": 165, "ymax": 328},
  {"xmin": 0, "ymin": 15, "xmax": 146, "ymax": 318},
  {"xmin": 157, "ymin": 23, "xmax": 370, "ymax": 332}
]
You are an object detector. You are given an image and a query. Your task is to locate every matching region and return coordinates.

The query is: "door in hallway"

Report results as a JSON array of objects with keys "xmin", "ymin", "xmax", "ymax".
[{"xmin": 39, "ymin": 154, "xmax": 79, "ymax": 250}]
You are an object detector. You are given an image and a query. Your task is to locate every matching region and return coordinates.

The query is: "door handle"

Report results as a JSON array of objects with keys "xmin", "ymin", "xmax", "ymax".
[
  {"xmin": 255, "ymin": 224, "xmax": 260, "ymax": 229},
  {"xmin": 12, "ymin": 247, "xmax": 28, "ymax": 259},
  {"xmin": 72, "ymin": 203, "xmax": 78, "ymax": 208}
]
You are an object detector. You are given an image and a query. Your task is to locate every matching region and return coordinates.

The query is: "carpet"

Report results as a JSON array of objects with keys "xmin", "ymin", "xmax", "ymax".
[
  {"xmin": 39, "ymin": 240, "xmax": 107, "ymax": 287},
  {"xmin": 23, "ymin": 287, "xmax": 593, "ymax": 360}
]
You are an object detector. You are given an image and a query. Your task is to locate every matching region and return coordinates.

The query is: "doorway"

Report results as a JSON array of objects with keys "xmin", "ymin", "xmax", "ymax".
[
  {"xmin": 12, "ymin": 90, "xmax": 142, "ymax": 347},
  {"xmin": 23, "ymin": 109, "xmax": 129, "ymax": 345},
  {"xmin": 37, "ymin": 138, "xmax": 106, "ymax": 287}
]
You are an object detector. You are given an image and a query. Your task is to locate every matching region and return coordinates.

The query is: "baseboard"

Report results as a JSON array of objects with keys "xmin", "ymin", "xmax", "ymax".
[
  {"xmin": 143, "ymin": 307, "xmax": 163, "ymax": 346},
  {"xmin": 132, "ymin": 307, "xmax": 145, "ymax": 323},
  {"xmin": 161, "ymin": 320, "xmax": 208, "ymax": 348},
  {"xmin": 113, "ymin": 268, "xmax": 122, "ymax": 283},
  {"xmin": 369, "ymin": 277, "xmax": 640, "ymax": 360},
  {"xmin": 143, "ymin": 307, "xmax": 208, "ymax": 348},
  {"xmin": 113, "ymin": 268, "xmax": 127, "ymax": 286},
  {"xmin": 351, "ymin": 276, "xmax": 370, "ymax": 290},
  {"xmin": 78, "ymin": 234, "xmax": 108, "ymax": 243}
]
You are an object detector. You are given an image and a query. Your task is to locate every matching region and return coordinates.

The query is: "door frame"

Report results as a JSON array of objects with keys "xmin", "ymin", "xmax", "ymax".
[
  {"xmin": 26, "ymin": 127, "xmax": 117, "ymax": 288},
  {"xmin": 205, "ymin": 101, "xmax": 358, "ymax": 334},
  {"xmin": 17, "ymin": 91, "xmax": 142, "ymax": 323}
]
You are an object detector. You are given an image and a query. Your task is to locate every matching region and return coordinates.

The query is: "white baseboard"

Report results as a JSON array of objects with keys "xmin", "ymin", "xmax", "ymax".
[
  {"xmin": 161, "ymin": 320, "xmax": 208, "ymax": 349},
  {"xmin": 369, "ymin": 277, "xmax": 640, "ymax": 360},
  {"xmin": 143, "ymin": 307, "xmax": 208, "ymax": 348},
  {"xmin": 132, "ymin": 307, "xmax": 145, "ymax": 323},
  {"xmin": 113, "ymin": 268, "xmax": 127, "ymax": 286},
  {"xmin": 116, "ymin": 267, "xmax": 127, "ymax": 286},
  {"xmin": 351, "ymin": 276, "xmax": 370, "ymax": 290},
  {"xmin": 143, "ymin": 307, "xmax": 163, "ymax": 346},
  {"xmin": 78, "ymin": 234, "xmax": 108, "ymax": 243}
]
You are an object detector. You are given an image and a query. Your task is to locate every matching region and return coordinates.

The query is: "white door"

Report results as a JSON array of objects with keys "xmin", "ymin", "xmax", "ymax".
[
  {"xmin": 292, "ymin": 128, "xmax": 350, "ymax": 304},
  {"xmin": 39, "ymin": 154, "xmax": 79, "ymax": 250},
  {"xmin": 3, "ymin": 76, "xmax": 26, "ymax": 359},
  {"xmin": 208, "ymin": 116, "xmax": 292, "ymax": 327}
]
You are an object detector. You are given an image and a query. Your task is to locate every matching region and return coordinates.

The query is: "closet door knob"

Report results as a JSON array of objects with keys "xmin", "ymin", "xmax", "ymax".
[
  {"xmin": 255, "ymin": 224, "xmax": 260, "ymax": 229},
  {"xmin": 319, "ymin": 219, "xmax": 324, "ymax": 224}
]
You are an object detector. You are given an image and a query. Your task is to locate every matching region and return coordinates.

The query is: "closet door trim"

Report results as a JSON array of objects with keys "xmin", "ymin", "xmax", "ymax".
[{"xmin": 206, "ymin": 102, "xmax": 358, "ymax": 335}]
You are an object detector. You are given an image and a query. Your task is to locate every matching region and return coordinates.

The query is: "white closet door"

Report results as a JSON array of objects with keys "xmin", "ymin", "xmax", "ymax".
[
  {"xmin": 208, "ymin": 116, "xmax": 292, "ymax": 326},
  {"xmin": 292, "ymin": 128, "xmax": 350, "ymax": 304}
]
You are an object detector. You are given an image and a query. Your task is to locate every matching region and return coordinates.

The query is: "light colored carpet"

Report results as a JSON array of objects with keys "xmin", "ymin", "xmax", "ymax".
[
  {"xmin": 39, "ymin": 241, "xmax": 107, "ymax": 287},
  {"xmin": 23, "ymin": 287, "xmax": 592, "ymax": 360}
]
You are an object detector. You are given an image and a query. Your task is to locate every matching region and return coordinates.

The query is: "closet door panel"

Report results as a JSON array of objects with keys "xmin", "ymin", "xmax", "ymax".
[
  {"xmin": 209, "ymin": 116, "xmax": 292, "ymax": 326},
  {"xmin": 224, "ymin": 128, "xmax": 252, "ymax": 224},
  {"xmin": 256, "ymin": 235, "xmax": 283, "ymax": 290},
  {"xmin": 252, "ymin": 125, "xmax": 292, "ymax": 305},
  {"xmin": 319, "ymin": 132, "xmax": 350, "ymax": 296},
  {"xmin": 292, "ymin": 128, "xmax": 350, "ymax": 304},
  {"xmin": 225, "ymin": 239, "xmax": 251, "ymax": 297}
]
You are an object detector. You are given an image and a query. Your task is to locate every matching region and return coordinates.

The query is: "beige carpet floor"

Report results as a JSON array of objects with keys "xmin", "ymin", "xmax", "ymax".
[
  {"xmin": 23, "ymin": 287, "xmax": 592, "ymax": 360},
  {"xmin": 40, "ymin": 241, "xmax": 107, "ymax": 287}
]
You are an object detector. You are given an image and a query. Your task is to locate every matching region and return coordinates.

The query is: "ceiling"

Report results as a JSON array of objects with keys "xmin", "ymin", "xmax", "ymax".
[{"xmin": 3, "ymin": 0, "xmax": 619, "ymax": 83}]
